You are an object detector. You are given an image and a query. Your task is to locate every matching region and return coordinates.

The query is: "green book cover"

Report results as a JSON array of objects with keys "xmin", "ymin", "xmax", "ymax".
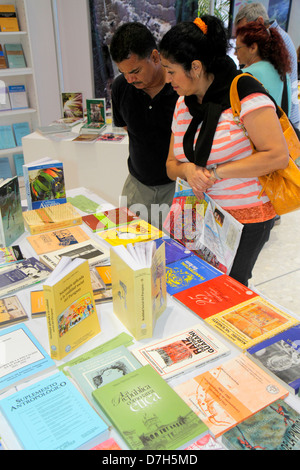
[
  {"xmin": 4, "ymin": 43, "xmax": 26, "ymax": 68},
  {"xmin": 92, "ymin": 364, "xmax": 209, "ymax": 450}
]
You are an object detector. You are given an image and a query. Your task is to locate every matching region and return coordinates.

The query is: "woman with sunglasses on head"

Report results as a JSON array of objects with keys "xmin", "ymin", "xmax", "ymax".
[{"xmin": 159, "ymin": 15, "xmax": 289, "ymax": 287}]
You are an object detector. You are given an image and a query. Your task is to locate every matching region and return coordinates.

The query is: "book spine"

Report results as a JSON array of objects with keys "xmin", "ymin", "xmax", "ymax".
[
  {"xmin": 22, "ymin": 165, "xmax": 32, "ymax": 210},
  {"xmin": 134, "ymin": 269, "xmax": 152, "ymax": 340},
  {"xmin": 23, "ymin": 217, "xmax": 82, "ymax": 235},
  {"xmin": 43, "ymin": 285, "xmax": 57, "ymax": 359}
]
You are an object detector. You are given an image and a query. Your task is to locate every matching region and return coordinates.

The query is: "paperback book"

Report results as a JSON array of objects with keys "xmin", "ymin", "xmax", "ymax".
[
  {"xmin": 39, "ymin": 239, "xmax": 109, "ymax": 270},
  {"xmin": 205, "ymin": 296, "xmax": 299, "ymax": 351},
  {"xmin": 92, "ymin": 365, "xmax": 210, "ymax": 450},
  {"xmin": 0, "ymin": 245, "xmax": 24, "ymax": 268},
  {"xmin": 222, "ymin": 399, "xmax": 300, "ymax": 450},
  {"xmin": 110, "ymin": 239, "xmax": 167, "ymax": 340},
  {"xmin": 166, "ymin": 254, "xmax": 222, "ymax": 296},
  {"xmin": 22, "ymin": 158, "xmax": 66, "ymax": 210},
  {"xmin": 80, "ymin": 98, "xmax": 106, "ymax": 134},
  {"xmin": 131, "ymin": 323, "xmax": 230, "ymax": 380},
  {"xmin": 0, "ymin": 86, "xmax": 11, "ymax": 111},
  {"xmin": 82, "ymin": 207, "xmax": 138, "ymax": 232},
  {"xmin": 0, "ymin": 5, "xmax": 19, "ymax": 32},
  {"xmin": 27, "ymin": 226, "xmax": 90, "ymax": 255},
  {"xmin": 8, "ymin": 85, "xmax": 28, "ymax": 109},
  {"xmin": 0, "ymin": 177, "xmax": 24, "ymax": 246},
  {"xmin": 68, "ymin": 345, "xmax": 141, "ymax": 415},
  {"xmin": 22, "ymin": 202, "xmax": 82, "ymax": 235},
  {"xmin": 43, "ymin": 257, "xmax": 101, "ymax": 360},
  {"xmin": 0, "ymin": 323, "xmax": 55, "ymax": 393},
  {"xmin": 4, "ymin": 43, "xmax": 26, "ymax": 68},
  {"xmin": 30, "ymin": 290, "xmax": 46, "ymax": 317},
  {"xmin": 246, "ymin": 323, "xmax": 300, "ymax": 395},
  {"xmin": 0, "ymin": 371, "xmax": 108, "ymax": 450},
  {"xmin": 163, "ymin": 237, "xmax": 192, "ymax": 265},
  {"xmin": 12, "ymin": 121, "xmax": 31, "ymax": 146},
  {"xmin": 174, "ymin": 354, "xmax": 289, "ymax": 438},
  {"xmin": 97, "ymin": 219, "xmax": 163, "ymax": 247},
  {"xmin": 0, "ymin": 257, "xmax": 51, "ymax": 297},
  {"xmin": 173, "ymin": 274, "xmax": 259, "ymax": 320},
  {"xmin": 61, "ymin": 92, "xmax": 84, "ymax": 121},
  {"xmin": 0, "ymin": 44, "xmax": 6, "ymax": 68},
  {"xmin": 0, "ymin": 125, "xmax": 16, "ymax": 149},
  {"xmin": 0, "ymin": 295, "xmax": 28, "ymax": 327}
]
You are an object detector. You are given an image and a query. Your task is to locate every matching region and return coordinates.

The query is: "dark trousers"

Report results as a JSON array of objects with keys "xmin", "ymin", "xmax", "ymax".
[{"xmin": 229, "ymin": 218, "xmax": 275, "ymax": 286}]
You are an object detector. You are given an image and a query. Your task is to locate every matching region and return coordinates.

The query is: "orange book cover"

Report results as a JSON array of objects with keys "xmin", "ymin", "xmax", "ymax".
[
  {"xmin": 173, "ymin": 274, "xmax": 259, "ymax": 320},
  {"xmin": 30, "ymin": 290, "xmax": 46, "ymax": 317},
  {"xmin": 174, "ymin": 354, "xmax": 289, "ymax": 437},
  {"xmin": 27, "ymin": 226, "xmax": 90, "ymax": 255}
]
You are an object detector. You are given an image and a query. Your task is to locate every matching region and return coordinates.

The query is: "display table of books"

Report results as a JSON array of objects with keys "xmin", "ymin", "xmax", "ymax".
[{"xmin": 1, "ymin": 184, "xmax": 300, "ymax": 452}]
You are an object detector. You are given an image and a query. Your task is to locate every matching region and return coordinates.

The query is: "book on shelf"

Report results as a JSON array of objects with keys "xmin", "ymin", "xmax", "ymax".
[
  {"xmin": 173, "ymin": 274, "xmax": 259, "ymax": 320},
  {"xmin": 164, "ymin": 178, "xmax": 243, "ymax": 274},
  {"xmin": 0, "ymin": 295, "xmax": 28, "ymax": 327},
  {"xmin": 43, "ymin": 257, "xmax": 101, "ymax": 360},
  {"xmin": 22, "ymin": 202, "xmax": 82, "ymax": 235},
  {"xmin": 0, "ymin": 5, "xmax": 19, "ymax": 32},
  {"xmin": 22, "ymin": 158, "xmax": 66, "ymax": 210},
  {"xmin": 39, "ymin": 239, "xmax": 109, "ymax": 270},
  {"xmin": 166, "ymin": 254, "xmax": 222, "ymax": 296},
  {"xmin": 246, "ymin": 323, "xmax": 300, "ymax": 395},
  {"xmin": 222, "ymin": 399, "xmax": 300, "ymax": 450},
  {"xmin": 131, "ymin": 323, "xmax": 230, "ymax": 380},
  {"xmin": 0, "ymin": 156, "xmax": 12, "ymax": 179},
  {"xmin": 0, "ymin": 323, "xmax": 55, "ymax": 393},
  {"xmin": 0, "ymin": 125, "xmax": 16, "ymax": 149},
  {"xmin": 61, "ymin": 92, "xmax": 84, "ymax": 121},
  {"xmin": 82, "ymin": 207, "xmax": 139, "ymax": 232},
  {"xmin": 27, "ymin": 226, "xmax": 90, "ymax": 255},
  {"xmin": 67, "ymin": 345, "xmax": 141, "ymax": 416},
  {"xmin": 8, "ymin": 85, "xmax": 28, "ymax": 110},
  {"xmin": 97, "ymin": 219, "xmax": 163, "ymax": 247},
  {"xmin": 4, "ymin": 43, "xmax": 26, "ymax": 68},
  {"xmin": 0, "ymin": 257, "xmax": 51, "ymax": 297},
  {"xmin": 80, "ymin": 98, "xmax": 107, "ymax": 134},
  {"xmin": 0, "ymin": 245, "xmax": 24, "ymax": 268},
  {"xmin": 110, "ymin": 239, "xmax": 167, "ymax": 340},
  {"xmin": 0, "ymin": 371, "xmax": 108, "ymax": 450},
  {"xmin": 174, "ymin": 354, "xmax": 289, "ymax": 438},
  {"xmin": 12, "ymin": 121, "xmax": 31, "ymax": 146},
  {"xmin": 30, "ymin": 290, "xmax": 46, "ymax": 317},
  {"xmin": 92, "ymin": 364, "xmax": 210, "ymax": 450},
  {"xmin": 0, "ymin": 86, "xmax": 11, "ymax": 111},
  {"xmin": 0, "ymin": 44, "xmax": 7, "ymax": 68},
  {"xmin": 0, "ymin": 177, "xmax": 24, "ymax": 247},
  {"xmin": 13, "ymin": 153, "xmax": 25, "ymax": 177},
  {"xmin": 205, "ymin": 296, "xmax": 300, "ymax": 351}
]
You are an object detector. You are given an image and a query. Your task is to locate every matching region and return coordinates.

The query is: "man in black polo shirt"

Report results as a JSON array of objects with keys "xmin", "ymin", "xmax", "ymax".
[{"xmin": 110, "ymin": 22, "xmax": 178, "ymax": 228}]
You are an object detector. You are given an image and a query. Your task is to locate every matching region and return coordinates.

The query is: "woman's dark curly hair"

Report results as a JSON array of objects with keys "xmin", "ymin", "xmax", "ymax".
[{"xmin": 236, "ymin": 21, "xmax": 291, "ymax": 80}]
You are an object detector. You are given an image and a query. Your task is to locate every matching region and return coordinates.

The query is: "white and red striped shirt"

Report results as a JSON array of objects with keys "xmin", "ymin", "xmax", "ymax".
[{"xmin": 172, "ymin": 93, "xmax": 277, "ymax": 223}]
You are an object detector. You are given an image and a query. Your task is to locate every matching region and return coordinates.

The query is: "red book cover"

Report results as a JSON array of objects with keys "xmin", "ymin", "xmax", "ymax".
[{"xmin": 174, "ymin": 274, "xmax": 259, "ymax": 320}]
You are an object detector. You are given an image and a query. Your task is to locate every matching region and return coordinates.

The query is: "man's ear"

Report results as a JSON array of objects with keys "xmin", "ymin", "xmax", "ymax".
[{"xmin": 151, "ymin": 49, "xmax": 161, "ymax": 64}]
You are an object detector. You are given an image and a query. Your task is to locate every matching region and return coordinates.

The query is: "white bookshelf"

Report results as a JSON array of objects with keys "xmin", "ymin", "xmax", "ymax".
[{"xmin": 0, "ymin": 0, "xmax": 40, "ymax": 176}]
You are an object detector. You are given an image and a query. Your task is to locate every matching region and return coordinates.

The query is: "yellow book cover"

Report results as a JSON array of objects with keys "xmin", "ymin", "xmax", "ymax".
[
  {"xmin": 0, "ymin": 6, "xmax": 19, "ymax": 32},
  {"xmin": 43, "ymin": 258, "xmax": 100, "ymax": 360},
  {"xmin": 174, "ymin": 354, "xmax": 288, "ymax": 438},
  {"xmin": 23, "ymin": 202, "xmax": 82, "ymax": 235},
  {"xmin": 97, "ymin": 219, "xmax": 163, "ymax": 246},
  {"xmin": 27, "ymin": 226, "xmax": 90, "ymax": 255},
  {"xmin": 110, "ymin": 240, "xmax": 166, "ymax": 340},
  {"xmin": 30, "ymin": 290, "xmax": 46, "ymax": 317},
  {"xmin": 205, "ymin": 296, "xmax": 299, "ymax": 350}
]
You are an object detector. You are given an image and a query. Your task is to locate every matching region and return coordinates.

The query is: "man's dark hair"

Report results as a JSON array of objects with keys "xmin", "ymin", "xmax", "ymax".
[{"xmin": 110, "ymin": 22, "xmax": 157, "ymax": 63}]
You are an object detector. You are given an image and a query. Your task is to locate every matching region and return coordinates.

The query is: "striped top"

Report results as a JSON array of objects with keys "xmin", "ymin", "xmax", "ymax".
[{"xmin": 172, "ymin": 93, "xmax": 277, "ymax": 223}]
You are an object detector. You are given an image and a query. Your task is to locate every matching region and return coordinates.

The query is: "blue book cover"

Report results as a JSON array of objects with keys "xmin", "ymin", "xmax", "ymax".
[
  {"xmin": 0, "ymin": 125, "xmax": 16, "ymax": 150},
  {"xmin": 0, "ymin": 323, "xmax": 55, "ymax": 393},
  {"xmin": 166, "ymin": 254, "xmax": 222, "ymax": 296},
  {"xmin": 13, "ymin": 153, "xmax": 24, "ymax": 177},
  {"xmin": 246, "ymin": 324, "xmax": 300, "ymax": 395},
  {"xmin": 162, "ymin": 237, "xmax": 192, "ymax": 265},
  {"xmin": 8, "ymin": 85, "xmax": 28, "ymax": 109},
  {"xmin": 22, "ymin": 159, "xmax": 66, "ymax": 210},
  {"xmin": 12, "ymin": 122, "xmax": 31, "ymax": 147},
  {"xmin": 0, "ymin": 157, "xmax": 12, "ymax": 179},
  {"xmin": 222, "ymin": 399, "xmax": 300, "ymax": 450},
  {"xmin": 0, "ymin": 371, "xmax": 108, "ymax": 450}
]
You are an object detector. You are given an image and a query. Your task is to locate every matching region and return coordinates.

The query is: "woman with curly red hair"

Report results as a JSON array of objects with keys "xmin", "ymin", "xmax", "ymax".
[{"xmin": 235, "ymin": 21, "xmax": 292, "ymax": 116}]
